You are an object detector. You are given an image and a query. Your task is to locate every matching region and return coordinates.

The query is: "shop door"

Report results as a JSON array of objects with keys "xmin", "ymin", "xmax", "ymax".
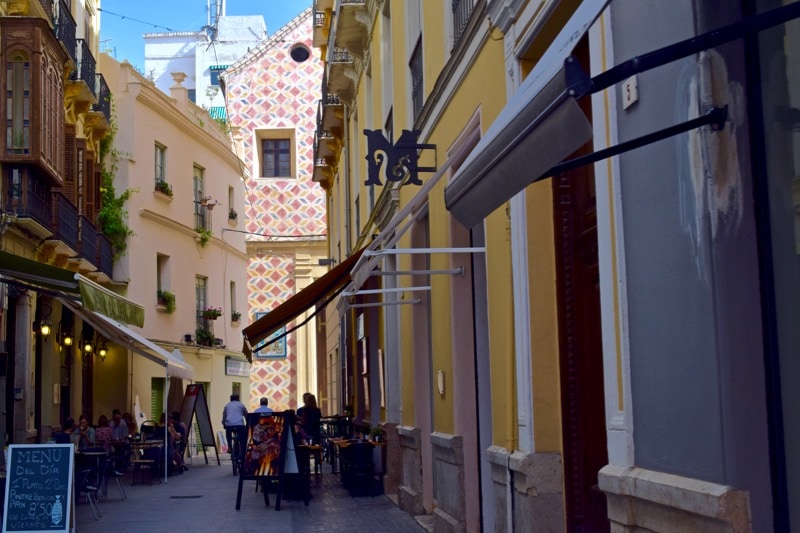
[{"xmin": 553, "ymin": 39, "xmax": 609, "ymax": 533}]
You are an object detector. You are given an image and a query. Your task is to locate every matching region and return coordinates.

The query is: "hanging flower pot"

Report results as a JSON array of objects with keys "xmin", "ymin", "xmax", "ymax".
[{"xmin": 202, "ymin": 307, "xmax": 222, "ymax": 320}]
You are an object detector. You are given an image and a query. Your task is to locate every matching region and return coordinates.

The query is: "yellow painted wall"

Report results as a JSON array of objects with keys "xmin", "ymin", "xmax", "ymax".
[{"xmin": 526, "ymin": 180, "xmax": 563, "ymax": 453}]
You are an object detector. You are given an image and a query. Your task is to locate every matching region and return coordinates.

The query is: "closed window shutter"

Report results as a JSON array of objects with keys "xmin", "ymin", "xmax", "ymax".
[
  {"xmin": 64, "ymin": 126, "xmax": 76, "ymax": 200},
  {"xmin": 150, "ymin": 377, "xmax": 164, "ymax": 420}
]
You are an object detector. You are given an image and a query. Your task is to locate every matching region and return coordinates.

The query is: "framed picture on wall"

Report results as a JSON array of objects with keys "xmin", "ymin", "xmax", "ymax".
[{"xmin": 253, "ymin": 312, "xmax": 287, "ymax": 359}]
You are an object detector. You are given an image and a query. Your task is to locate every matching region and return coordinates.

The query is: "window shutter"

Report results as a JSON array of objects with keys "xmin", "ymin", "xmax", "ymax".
[{"xmin": 150, "ymin": 377, "xmax": 164, "ymax": 420}]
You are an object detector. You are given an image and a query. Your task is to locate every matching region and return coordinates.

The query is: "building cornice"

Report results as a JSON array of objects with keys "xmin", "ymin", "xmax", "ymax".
[{"xmin": 138, "ymin": 209, "xmax": 248, "ymax": 261}]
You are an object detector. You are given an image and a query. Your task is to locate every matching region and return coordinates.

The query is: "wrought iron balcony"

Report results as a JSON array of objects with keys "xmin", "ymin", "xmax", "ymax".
[
  {"xmin": 326, "ymin": 48, "xmax": 359, "ymax": 103},
  {"xmin": 55, "ymin": 0, "xmax": 77, "ymax": 65},
  {"xmin": 50, "ymin": 191, "xmax": 79, "ymax": 252},
  {"xmin": 73, "ymin": 39, "xmax": 97, "ymax": 92},
  {"xmin": 78, "ymin": 215, "xmax": 98, "ymax": 266},
  {"xmin": 94, "ymin": 74, "xmax": 111, "ymax": 122},
  {"xmin": 4, "ymin": 170, "xmax": 53, "ymax": 238},
  {"xmin": 97, "ymin": 233, "xmax": 113, "ymax": 279}
]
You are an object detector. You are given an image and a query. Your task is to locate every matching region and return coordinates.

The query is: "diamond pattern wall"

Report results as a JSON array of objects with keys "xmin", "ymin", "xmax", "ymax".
[{"xmin": 225, "ymin": 11, "xmax": 326, "ymax": 411}]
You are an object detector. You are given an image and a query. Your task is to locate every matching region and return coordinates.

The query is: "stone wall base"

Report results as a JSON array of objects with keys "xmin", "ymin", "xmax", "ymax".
[
  {"xmin": 399, "ymin": 484, "xmax": 425, "ymax": 516},
  {"xmin": 599, "ymin": 465, "xmax": 751, "ymax": 533},
  {"xmin": 431, "ymin": 432, "xmax": 465, "ymax": 533}
]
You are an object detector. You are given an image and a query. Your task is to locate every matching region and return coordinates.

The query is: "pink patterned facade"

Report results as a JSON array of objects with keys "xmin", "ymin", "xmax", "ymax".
[{"xmin": 224, "ymin": 9, "xmax": 326, "ymax": 411}]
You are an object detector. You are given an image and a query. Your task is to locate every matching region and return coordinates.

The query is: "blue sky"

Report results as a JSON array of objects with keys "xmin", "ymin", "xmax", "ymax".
[{"xmin": 99, "ymin": 0, "xmax": 312, "ymax": 71}]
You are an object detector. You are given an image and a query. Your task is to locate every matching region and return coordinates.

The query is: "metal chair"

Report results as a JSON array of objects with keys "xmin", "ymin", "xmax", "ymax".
[{"xmin": 75, "ymin": 468, "xmax": 100, "ymax": 520}]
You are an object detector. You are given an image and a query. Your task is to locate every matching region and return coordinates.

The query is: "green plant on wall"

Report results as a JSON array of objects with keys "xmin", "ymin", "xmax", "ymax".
[
  {"xmin": 154, "ymin": 179, "xmax": 173, "ymax": 197},
  {"xmin": 196, "ymin": 227, "xmax": 212, "ymax": 247},
  {"xmin": 97, "ymin": 100, "xmax": 137, "ymax": 260},
  {"xmin": 156, "ymin": 290, "xmax": 176, "ymax": 313},
  {"xmin": 195, "ymin": 323, "xmax": 215, "ymax": 347}
]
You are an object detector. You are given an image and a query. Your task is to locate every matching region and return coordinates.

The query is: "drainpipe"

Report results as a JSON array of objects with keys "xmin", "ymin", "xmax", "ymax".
[{"xmin": 343, "ymin": 103, "xmax": 352, "ymax": 255}]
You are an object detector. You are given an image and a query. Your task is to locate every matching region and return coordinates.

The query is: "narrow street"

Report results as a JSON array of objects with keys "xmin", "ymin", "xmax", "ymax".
[{"xmin": 72, "ymin": 454, "xmax": 428, "ymax": 532}]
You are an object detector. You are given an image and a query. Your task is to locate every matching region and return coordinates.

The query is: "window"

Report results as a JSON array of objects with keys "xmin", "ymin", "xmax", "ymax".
[
  {"xmin": 452, "ymin": 0, "xmax": 475, "ymax": 46},
  {"xmin": 410, "ymin": 38, "xmax": 424, "ymax": 122},
  {"xmin": 230, "ymin": 281, "xmax": 237, "ymax": 316},
  {"xmin": 195, "ymin": 276, "xmax": 207, "ymax": 327},
  {"xmin": 188, "ymin": 89, "xmax": 196, "ymax": 103},
  {"xmin": 193, "ymin": 165, "xmax": 206, "ymax": 230},
  {"xmin": 209, "ymin": 65, "xmax": 228, "ymax": 86},
  {"xmin": 261, "ymin": 139, "xmax": 291, "ymax": 177},
  {"xmin": 290, "ymin": 44, "xmax": 311, "ymax": 63},
  {"xmin": 6, "ymin": 51, "xmax": 30, "ymax": 154},
  {"xmin": 156, "ymin": 254, "xmax": 170, "ymax": 291},
  {"xmin": 154, "ymin": 143, "xmax": 166, "ymax": 185}
]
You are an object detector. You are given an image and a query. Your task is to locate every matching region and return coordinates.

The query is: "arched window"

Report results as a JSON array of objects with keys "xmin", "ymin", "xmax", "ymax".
[{"xmin": 6, "ymin": 50, "xmax": 31, "ymax": 154}]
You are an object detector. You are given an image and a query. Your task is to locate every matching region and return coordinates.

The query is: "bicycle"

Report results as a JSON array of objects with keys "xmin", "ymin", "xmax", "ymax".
[{"xmin": 230, "ymin": 428, "xmax": 242, "ymax": 475}]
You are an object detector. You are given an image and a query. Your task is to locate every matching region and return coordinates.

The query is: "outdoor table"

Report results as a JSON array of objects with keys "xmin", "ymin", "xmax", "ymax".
[{"xmin": 75, "ymin": 449, "xmax": 110, "ymax": 498}]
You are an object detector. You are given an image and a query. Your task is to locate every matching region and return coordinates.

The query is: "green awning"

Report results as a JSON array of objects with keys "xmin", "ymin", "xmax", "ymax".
[
  {"xmin": 0, "ymin": 250, "xmax": 144, "ymax": 327},
  {"xmin": 209, "ymin": 106, "xmax": 227, "ymax": 120},
  {"xmin": 0, "ymin": 250, "xmax": 79, "ymax": 293}
]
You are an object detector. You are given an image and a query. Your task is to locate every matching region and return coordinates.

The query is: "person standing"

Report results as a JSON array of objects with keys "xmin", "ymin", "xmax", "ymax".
[
  {"xmin": 222, "ymin": 394, "xmax": 248, "ymax": 464},
  {"xmin": 253, "ymin": 397, "xmax": 273, "ymax": 414}
]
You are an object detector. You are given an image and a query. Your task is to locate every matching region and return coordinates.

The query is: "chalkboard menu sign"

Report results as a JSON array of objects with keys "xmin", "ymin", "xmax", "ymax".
[{"xmin": 2, "ymin": 444, "xmax": 74, "ymax": 532}]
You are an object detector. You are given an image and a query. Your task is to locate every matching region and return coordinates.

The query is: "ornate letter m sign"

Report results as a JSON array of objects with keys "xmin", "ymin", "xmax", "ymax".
[{"xmin": 364, "ymin": 129, "xmax": 435, "ymax": 186}]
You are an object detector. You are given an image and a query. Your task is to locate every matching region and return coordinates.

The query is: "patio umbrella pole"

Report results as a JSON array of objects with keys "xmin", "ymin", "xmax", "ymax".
[{"xmin": 164, "ymin": 365, "xmax": 168, "ymax": 483}]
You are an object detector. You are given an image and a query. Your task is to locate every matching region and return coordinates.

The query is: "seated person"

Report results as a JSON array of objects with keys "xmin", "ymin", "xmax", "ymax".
[
  {"xmin": 73, "ymin": 415, "xmax": 96, "ymax": 450},
  {"xmin": 51, "ymin": 418, "xmax": 75, "ymax": 444},
  {"xmin": 109, "ymin": 409, "xmax": 130, "ymax": 441}
]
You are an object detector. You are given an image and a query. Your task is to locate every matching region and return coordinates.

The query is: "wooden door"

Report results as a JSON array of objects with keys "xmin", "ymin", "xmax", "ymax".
[{"xmin": 553, "ymin": 39, "xmax": 609, "ymax": 533}]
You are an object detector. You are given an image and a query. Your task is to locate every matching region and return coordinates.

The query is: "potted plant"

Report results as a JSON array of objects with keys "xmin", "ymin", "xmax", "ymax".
[
  {"xmin": 369, "ymin": 426, "xmax": 384, "ymax": 442},
  {"xmin": 156, "ymin": 290, "xmax": 176, "ymax": 313},
  {"xmin": 230, "ymin": 311, "xmax": 242, "ymax": 323},
  {"xmin": 154, "ymin": 180, "xmax": 173, "ymax": 197},
  {"xmin": 228, "ymin": 208, "xmax": 238, "ymax": 221},
  {"xmin": 195, "ymin": 227, "xmax": 212, "ymax": 247},
  {"xmin": 195, "ymin": 324, "xmax": 215, "ymax": 347},
  {"xmin": 202, "ymin": 306, "xmax": 222, "ymax": 320}
]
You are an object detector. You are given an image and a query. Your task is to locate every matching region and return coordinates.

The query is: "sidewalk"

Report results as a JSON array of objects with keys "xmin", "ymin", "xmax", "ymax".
[{"xmin": 73, "ymin": 453, "xmax": 427, "ymax": 532}]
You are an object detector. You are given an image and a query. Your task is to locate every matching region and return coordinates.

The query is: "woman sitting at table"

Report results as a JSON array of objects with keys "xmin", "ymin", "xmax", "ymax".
[{"xmin": 73, "ymin": 415, "xmax": 96, "ymax": 450}]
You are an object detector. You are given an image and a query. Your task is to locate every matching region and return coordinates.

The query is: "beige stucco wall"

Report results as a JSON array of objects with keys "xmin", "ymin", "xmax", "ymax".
[{"xmin": 97, "ymin": 53, "xmax": 250, "ymax": 430}]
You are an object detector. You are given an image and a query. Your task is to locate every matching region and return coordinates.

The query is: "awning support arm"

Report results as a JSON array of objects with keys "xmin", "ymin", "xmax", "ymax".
[
  {"xmin": 582, "ymin": 1, "xmax": 800, "ymax": 99},
  {"xmin": 365, "ymin": 247, "xmax": 485, "ymax": 256},
  {"xmin": 542, "ymin": 106, "xmax": 727, "ymax": 181},
  {"xmin": 347, "ymin": 299, "xmax": 422, "ymax": 309},
  {"xmin": 372, "ymin": 267, "xmax": 464, "ymax": 277},
  {"xmin": 342, "ymin": 286, "xmax": 432, "ymax": 297}
]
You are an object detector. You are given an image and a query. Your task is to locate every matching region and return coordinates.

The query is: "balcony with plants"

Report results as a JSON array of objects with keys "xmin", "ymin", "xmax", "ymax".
[
  {"xmin": 156, "ymin": 290, "xmax": 176, "ymax": 313},
  {"xmin": 154, "ymin": 179, "xmax": 173, "ymax": 198}
]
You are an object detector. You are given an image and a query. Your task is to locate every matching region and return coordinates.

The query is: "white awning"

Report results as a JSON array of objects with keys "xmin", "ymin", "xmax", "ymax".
[
  {"xmin": 444, "ymin": 0, "xmax": 611, "ymax": 228},
  {"xmin": 61, "ymin": 299, "xmax": 194, "ymax": 380}
]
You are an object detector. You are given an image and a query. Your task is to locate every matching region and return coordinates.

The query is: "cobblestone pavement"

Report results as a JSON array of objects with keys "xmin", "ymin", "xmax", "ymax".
[{"xmin": 73, "ymin": 454, "xmax": 427, "ymax": 532}]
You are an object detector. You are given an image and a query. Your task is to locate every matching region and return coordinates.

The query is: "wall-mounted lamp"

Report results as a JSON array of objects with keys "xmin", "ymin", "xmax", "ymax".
[
  {"xmin": 97, "ymin": 339, "xmax": 108, "ymax": 361},
  {"xmin": 58, "ymin": 322, "xmax": 74, "ymax": 347},
  {"xmin": 37, "ymin": 303, "xmax": 52, "ymax": 340},
  {"xmin": 81, "ymin": 323, "xmax": 95, "ymax": 354}
]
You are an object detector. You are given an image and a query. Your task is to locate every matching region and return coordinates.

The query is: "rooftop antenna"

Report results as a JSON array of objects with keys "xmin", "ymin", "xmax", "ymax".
[{"xmin": 206, "ymin": 0, "xmax": 224, "ymax": 40}]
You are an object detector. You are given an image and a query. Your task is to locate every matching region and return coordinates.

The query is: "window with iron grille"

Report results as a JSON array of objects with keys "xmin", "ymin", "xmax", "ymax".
[
  {"xmin": 452, "ymin": 0, "xmax": 475, "ymax": 46},
  {"xmin": 410, "ymin": 38, "xmax": 424, "ymax": 122},
  {"xmin": 261, "ymin": 139, "xmax": 291, "ymax": 177}
]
